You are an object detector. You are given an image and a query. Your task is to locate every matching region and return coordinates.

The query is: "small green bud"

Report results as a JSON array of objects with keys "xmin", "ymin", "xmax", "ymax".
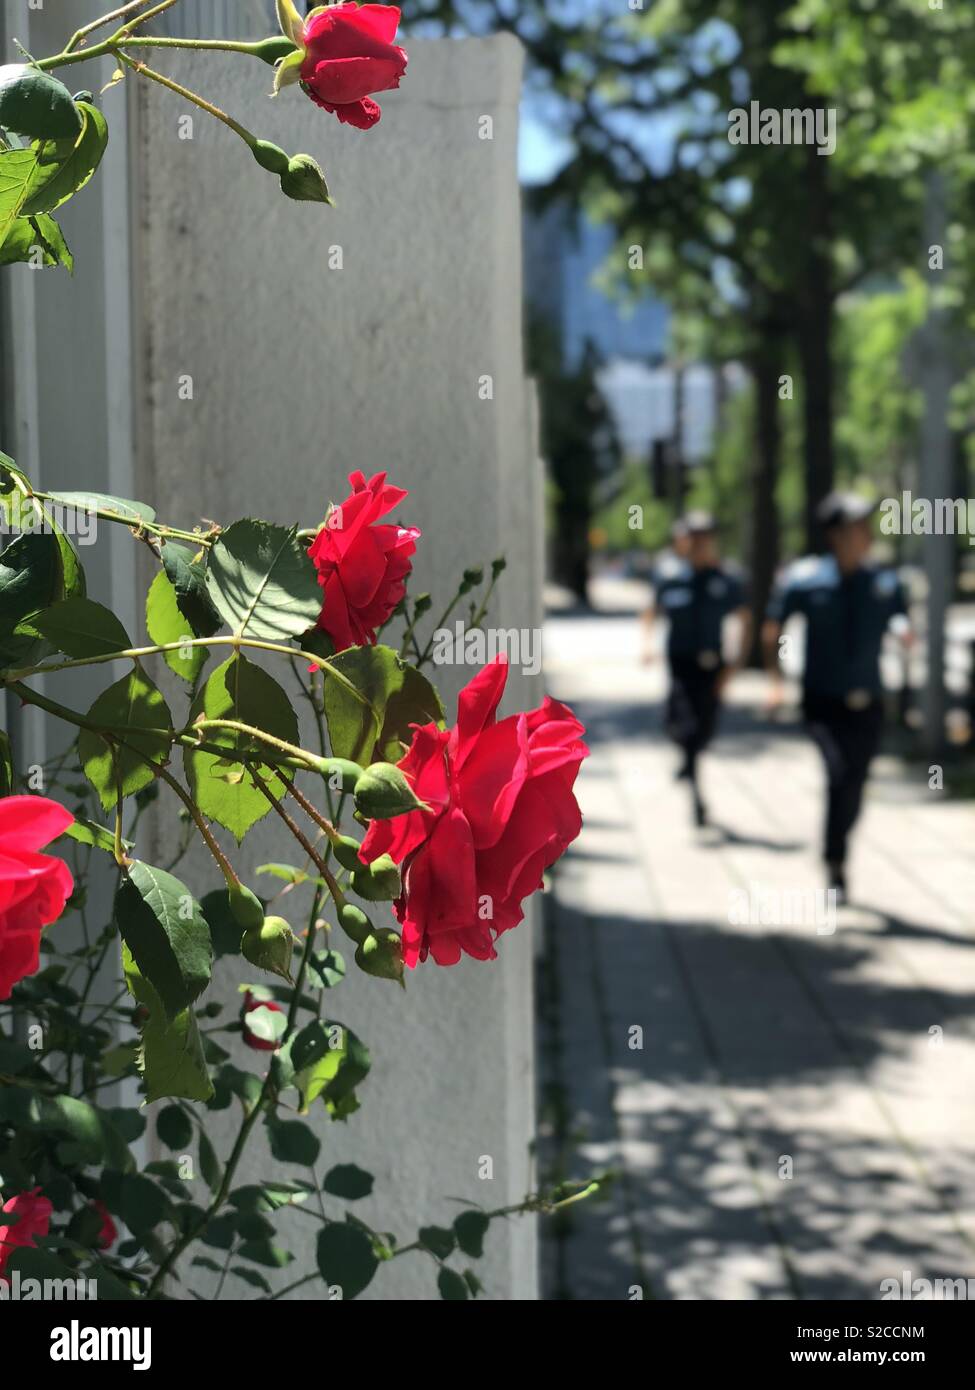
[
  {"xmin": 413, "ymin": 593, "xmax": 433, "ymax": 616},
  {"xmin": 241, "ymin": 915, "xmax": 295, "ymax": 982},
  {"xmin": 337, "ymin": 902, "xmax": 372, "ymax": 946},
  {"xmin": 491, "ymin": 556, "xmax": 507, "ymax": 578},
  {"xmin": 355, "ymin": 928, "xmax": 405, "ymax": 986},
  {"xmin": 252, "ymin": 139, "xmax": 291, "ymax": 175},
  {"xmin": 350, "ymin": 853, "xmax": 401, "ymax": 903},
  {"xmin": 279, "ymin": 154, "xmax": 334, "ymax": 205},
  {"xmin": 227, "ymin": 883, "xmax": 265, "ymax": 932},
  {"xmin": 461, "ymin": 567, "xmax": 484, "ymax": 591},
  {"xmin": 332, "ymin": 834, "xmax": 365, "ymax": 873},
  {"xmin": 354, "ymin": 763, "xmax": 425, "ymax": 821}
]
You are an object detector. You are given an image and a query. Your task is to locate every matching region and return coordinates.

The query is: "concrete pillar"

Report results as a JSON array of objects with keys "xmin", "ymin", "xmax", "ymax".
[{"xmin": 128, "ymin": 37, "xmax": 540, "ymax": 1299}]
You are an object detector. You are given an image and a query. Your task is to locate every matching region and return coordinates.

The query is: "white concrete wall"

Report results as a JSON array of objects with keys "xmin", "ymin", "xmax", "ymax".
[{"xmin": 129, "ymin": 36, "xmax": 541, "ymax": 1299}]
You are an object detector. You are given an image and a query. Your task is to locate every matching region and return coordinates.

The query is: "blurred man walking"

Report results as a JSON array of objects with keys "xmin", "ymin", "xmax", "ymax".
[
  {"xmin": 763, "ymin": 493, "xmax": 912, "ymax": 902},
  {"xmin": 643, "ymin": 512, "xmax": 750, "ymax": 826}
]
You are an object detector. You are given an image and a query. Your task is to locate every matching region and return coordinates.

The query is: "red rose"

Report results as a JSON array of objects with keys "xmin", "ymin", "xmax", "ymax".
[
  {"xmin": 0, "ymin": 1188, "xmax": 53, "ymax": 1280},
  {"xmin": 92, "ymin": 1200, "xmax": 117, "ymax": 1252},
  {"xmin": 241, "ymin": 990, "xmax": 284, "ymax": 1052},
  {"xmin": 299, "ymin": 3, "xmax": 407, "ymax": 130},
  {"xmin": 309, "ymin": 471, "xmax": 420, "ymax": 652},
  {"xmin": 359, "ymin": 656, "xmax": 588, "ymax": 967},
  {"xmin": 0, "ymin": 795, "xmax": 74, "ymax": 1000}
]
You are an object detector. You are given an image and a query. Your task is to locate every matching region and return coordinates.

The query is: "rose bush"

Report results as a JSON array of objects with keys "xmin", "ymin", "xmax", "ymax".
[{"xmin": 0, "ymin": 0, "xmax": 600, "ymax": 1306}]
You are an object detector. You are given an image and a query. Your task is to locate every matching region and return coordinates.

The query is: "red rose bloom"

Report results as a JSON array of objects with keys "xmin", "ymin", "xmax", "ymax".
[
  {"xmin": 309, "ymin": 471, "xmax": 420, "ymax": 652},
  {"xmin": 241, "ymin": 991, "xmax": 284, "ymax": 1052},
  {"xmin": 92, "ymin": 1200, "xmax": 117, "ymax": 1252},
  {"xmin": 359, "ymin": 657, "xmax": 588, "ymax": 967},
  {"xmin": 0, "ymin": 1188, "xmax": 53, "ymax": 1280},
  {"xmin": 0, "ymin": 795, "xmax": 74, "ymax": 1001},
  {"xmin": 300, "ymin": 3, "xmax": 407, "ymax": 130}
]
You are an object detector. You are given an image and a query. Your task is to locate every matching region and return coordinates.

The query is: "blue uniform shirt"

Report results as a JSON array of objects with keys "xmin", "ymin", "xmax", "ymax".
[
  {"xmin": 652, "ymin": 557, "xmax": 746, "ymax": 664},
  {"xmin": 767, "ymin": 555, "xmax": 908, "ymax": 699}
]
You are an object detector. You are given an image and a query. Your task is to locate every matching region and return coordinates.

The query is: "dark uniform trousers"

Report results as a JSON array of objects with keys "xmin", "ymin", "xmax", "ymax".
[
  {"xmin": 803, "ymin": 692, "xmax": 883, "ymax": 866},
  {"xmin": 666, "ymin": 656, "xmax": 722, "ymax": 776}
]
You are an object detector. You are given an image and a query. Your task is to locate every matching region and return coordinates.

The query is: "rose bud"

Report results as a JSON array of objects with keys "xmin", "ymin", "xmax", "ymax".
[{"xmin": 275, "ymin": 2, "xmax": 408, "ymax": 131}]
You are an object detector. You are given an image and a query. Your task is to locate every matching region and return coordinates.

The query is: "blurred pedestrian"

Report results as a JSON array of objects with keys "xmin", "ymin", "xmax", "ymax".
[
  {"xmin": 763, "ymin": 492, "xmax": 913, "ymax": 903},
  {"xmin": 643, "ymin": 512, "xmax": 751, "ymax": 826}
]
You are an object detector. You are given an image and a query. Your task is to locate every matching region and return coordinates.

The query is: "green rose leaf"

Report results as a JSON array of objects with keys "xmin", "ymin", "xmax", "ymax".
[
  {"xmin": 45, "ymin": 490, "xmax": 156, "ymax": 525},
  {"xmin": 243, "ymin": 1003, "xmax": 287, "ymax": 1045},
  {"xmin": 0, "ymin": 211, "xmax": 72, "ymax": 270},
  {"xmin": 205, "ymin": 519, "xmax": 321, "ymax": 641},
  {"xmin": 322, "ymin": 644, "xmax": 444, "ymax": 764},
  {"xmin": 160, "ymin": 541, "xmax": 221, "ymax": 637},
  {"xmin": 156, "ymin": 1104, "xmax": 193, "ymax": 1151},
  {"xmin": 286, "ymin": 1019, "xmax": 370, "ymax": 1114},
  {"xmin": 0, "ymin": 64, "xmax": 82, "ymax": 139},
  {"xmin": 0, "ymin": 529, "xmax": 63, "ymax": 667},
  {"xmin": 322, "ymin": 1164, "xmax": 374, "ymax": 1201},
  {"xmin": 31, "ymin": 1094, "xmax": 134, "ymax": 1171},
  {"xmin": 78, "ymin": 668, "xmax": 173, "ymax": 811},
  {"xmin": 115, "ymin": 862, "xmax": 212, "ymax": 1021},
  {"xmin": 146, "ymin": 570, "xmax": 207, "ymax": 683},
  {"xmin": 20, "ymin": 100, "xmax": 109, "ymax": 218},
  {"xmin": 31, "ymin": 595, "xmax": 131, "ymax": 659},
  {"xmin": 316, "ymin": 1221, "xmax": 379, "ymax": 1301},
  {"xmin": 122, "ymin": 943, "xmax": 214, "ymax": 1104},
  {"xmin": 200, "ymin": 888, "xmax": 248, "ymax": 959},
  {"xmin": 62, "ymin": 816, "xmax": 132, "ymax": 856},
  {"xmin": 183, "ymin": 653, "xmax": 299, "ymax": 842}
]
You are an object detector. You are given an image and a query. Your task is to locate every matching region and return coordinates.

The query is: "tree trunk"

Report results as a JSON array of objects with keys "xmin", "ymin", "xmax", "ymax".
[
  {"xmin": 799, "ymin": 138, "xmax": 836, "ymax": 551},
  {"xmin": 748, "ymin": 337, "xmax": 783, "ymax": 666}
]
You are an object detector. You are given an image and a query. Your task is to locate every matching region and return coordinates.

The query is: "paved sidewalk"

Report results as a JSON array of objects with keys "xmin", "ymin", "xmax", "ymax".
[{"xmin": 538, "ymin": 580, "xmax": 975, "ymax": 1301}]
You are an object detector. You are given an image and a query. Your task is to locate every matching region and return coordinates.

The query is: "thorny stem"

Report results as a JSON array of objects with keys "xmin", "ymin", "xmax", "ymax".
[
  {"xmin": 146, "ymin": 884, "xmax": 325, "ymax": 1298},
  {"xmin": 249, "ymin": 767, "xmax": 346, "ymax": 906},
  {"xmin": 4, "ymin": 636, "xmax": 369, "ymax": 715},
  {"xmin": 64, "ymin": 0, "xmax": 155, "ymax": 54},
  {"xmin": 115, "ymin": 51, "xmax": 259, "ymax": 147},
  {"xmin": 145, "ymin": 761, "xmax": 240, "ymax": 889}
]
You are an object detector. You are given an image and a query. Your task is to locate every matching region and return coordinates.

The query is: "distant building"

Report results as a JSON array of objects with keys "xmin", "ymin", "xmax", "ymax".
[
  {"xmin": 523, "ymin": 201, "xmax": 668, "ymax": 370},
  {"xmin": 523, "ymin": 201, "xmax": 740, "ymax": 462}
]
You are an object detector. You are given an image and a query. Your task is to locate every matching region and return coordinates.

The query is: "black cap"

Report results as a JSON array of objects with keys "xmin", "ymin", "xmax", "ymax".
[
  {"xmin": 816, "ymin": 491, "xmax": 876, "ymax": 529},
  {"xmin": 683, "ymin": 510, "xmax": 717, "ymax": 536}
]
